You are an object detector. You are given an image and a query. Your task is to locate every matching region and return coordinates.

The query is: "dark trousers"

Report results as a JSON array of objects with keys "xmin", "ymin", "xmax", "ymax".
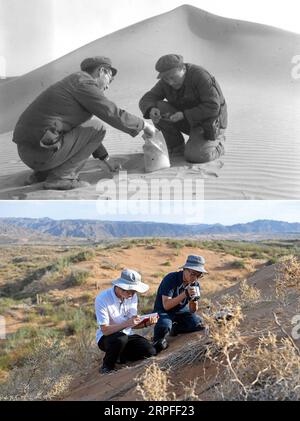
[
  {"xmin": 153, "ymin": 311, "xmax": 203, "ymax": 343},
  {"xmin": 17, "ymin": 119, "xmax": 107, "ymax": 180},
  {"xmin": 98, "ymin": 332, "xmax": 157, "ymax": 370},
  {"xmin": 155, "ymin": 100, "xmax": 225, "ymax": 163}
]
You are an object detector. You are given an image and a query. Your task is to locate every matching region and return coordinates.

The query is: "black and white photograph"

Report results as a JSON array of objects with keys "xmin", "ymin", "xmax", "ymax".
[{"xmin": 0, "ymin": 0, "xmax": 299, "ymax": 200}]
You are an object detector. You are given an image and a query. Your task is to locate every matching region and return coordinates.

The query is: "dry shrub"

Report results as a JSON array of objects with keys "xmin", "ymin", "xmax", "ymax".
[
  {"xmin": 239, "ymin": 280, "xmax": 261, "ymax": 305},
  {"xmin": 135, "ymin": 363, "xmax": 175, "ymax": 401},
  {"xmin": 0, "ymin": 329, "xmax": 99, "ymax": 401},
  {"xmin": 181, "ymin": 379, "xmax": 200, "ymax": 401},
  {"xmin": 203, "ymin": 303, "xmax": 244, "ymax": 351},
  {"xmin": 201, "ymin": 298, "xmax": 300, "ymax": 400},
  {"xmin": 276, "ymin": 256, "xmax": 300, "ymax": 301},
  {"xmin": 216, "ymin": 332, "xmax": 300, "ymax": 400},
  {"xmin": 0, "ymin": 338, "xmax": 74, "ymax": 400}
]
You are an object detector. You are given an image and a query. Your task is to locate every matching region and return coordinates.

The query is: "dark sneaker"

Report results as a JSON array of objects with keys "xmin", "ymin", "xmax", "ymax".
[
  {"xmin": 169, "ymin": 322, "xmax": 178, "ymax": 337},
  {"xmin": 196, "ymin": 323, "xmax": 206, "ymax": 332},
  {"xmin": 43, "ymin": 178, "xmax": 90, "ymax": 190},
  {"xmin": 99, "ymin": 365, "xmax": 115, "ymax": 375},
  {"xmin": 153, "ymin": 338, "xmax": 169, "ymax": 353},
  {"xmin": 24, "ymin": 171, "xmax": 48, "ymax": 186}
]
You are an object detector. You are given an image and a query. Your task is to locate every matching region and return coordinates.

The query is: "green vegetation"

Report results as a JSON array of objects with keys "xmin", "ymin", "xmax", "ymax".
[
  {"xmin": 162, "ymin": 261, "xmax": 171, "ymax": 267},
  {"xmin": 69, "ymin": 250, "xmax": 96, "ymax": 263},
  {"xmin": 100, "ymin": 261, "xmax": 120, "ymax": 270},
  {"xmin": 0, "ymin": 301, "xmax": 96, "ymax": 374},
  {"xmin": 138, "ymin": 293, "xmax": 156, "ymax": 314},
  {"xmin": 231, "ymin": 260, "xmax": 246, "ymax": 269},
  {"xmin": 65, "ymin": 269, "xmax": 90, "ymax": 287}
]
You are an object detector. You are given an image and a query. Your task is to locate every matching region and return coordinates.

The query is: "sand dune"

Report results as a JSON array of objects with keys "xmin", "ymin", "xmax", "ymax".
[{"xmin": 1, "ymin": 5, "xmax": 300, "ymax": 199}]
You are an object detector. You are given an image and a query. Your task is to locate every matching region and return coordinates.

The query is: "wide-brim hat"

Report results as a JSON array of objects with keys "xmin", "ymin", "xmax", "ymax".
[
  {"xmin": 80, "ymin": 56, "xmax": 117, "ymax": 76},
  {"xmin": 180, "ymin": 255, "xmax": 208, "ymax": 274},
  {"xmin": 112, "ymin": 269, "xmax": 149, "ymax": 293}
]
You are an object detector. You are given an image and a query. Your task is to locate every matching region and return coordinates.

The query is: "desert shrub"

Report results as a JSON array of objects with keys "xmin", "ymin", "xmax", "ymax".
[
  {"xmin": 11, "ymin": 257, "xmax": 28, "ymax": 264},
  {"xmin": 100, "ymin": 260, "xmax": 120, "ymax": 270},
  {"xmin": 69, "ymin": 250, "xmax": 95, "ymax": 263},
  {"xmin": 138, "ymin": 293, "xmax": 156, "ymax": 314},
  {"xmin": 162, "ymin": 261, "xmax": 171, "ymax": 267},
  {"xmin": 135, "ymin": 363, "xmax": 174, "ymax": 401},
  {"xmin": 0, "ymin": 297, "xmax": 18, "ymax": 314},
  {"xmin": 65, "ymin": 269, "xmax": 90, "ymax": 287},
  {"xmin": 145, "ymin": 245, "xmax": 156, "ymax": 250},
  {"xmin": 231, "ymin": 260, "xmax": 246, "ymax": 269},
  {"xmin": 152, "ymin": 272, "xmax": 166, "ymax": 279},
  {"xmin": 239, "ymin": 280, "xmax": 261, "ymax": 305},
  {"xmin": 167, "ymin": 240, "xmax": 184, "ymax": 250},
  {"xmin": 183, "ymin": 240, "xmax": 199, "ymax": 248},
  {"xmin": 265, "ymin": 257, "xmax": 278, "ymax": 266},
  {"xmin": 0, "ymin": 326, "xmax": 61, "ymax": 372},
  {"xmin": 215, "ymin": 333, "xmax": 300, "ymax": 401},
  {"xmin": 181, "ymin": 379, "xmax": 200, "ymax": 401},
  {"xmin": 52, "ymin": 256, "xmax": 72, "ymax": 272},
  {"xmin": 203, "ymin": 303, "xmax": 244, "ymax": 352},
  {"xmin": 275, "ymin": 255, "xmax": 300, "ymax": 301},
  {"xmin": 201, "ymin": 298, "xmax": 300, "ymax": 401},
  {"xmin": 0, "ymin": 312, "xmax": 99, "ymax": 400}
]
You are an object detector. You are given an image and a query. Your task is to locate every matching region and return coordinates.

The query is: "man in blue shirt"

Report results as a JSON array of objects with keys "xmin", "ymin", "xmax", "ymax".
[{"xmin": 153, "ymin": 255, "xmax": 207, "ymax": 353}]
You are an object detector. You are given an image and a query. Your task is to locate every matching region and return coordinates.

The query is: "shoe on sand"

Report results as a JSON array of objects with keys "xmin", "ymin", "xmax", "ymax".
[
  {"xmin": 169, "ymin": 322, "xmax": 178, "ymax": 337},
  {"xmin": 24, "ymin": 171, "xmax": 48, "ymax": 186},
  {"xmin": 99, "ymin": 365, "xmax": 116, "ymax": 375},
  {"xmin": 153, "ymin": 338, "xmax": 169, "ymax": 353},
  {"xmin": 43, "ymin": 178, "xmax": 90, "ymax": 190}
]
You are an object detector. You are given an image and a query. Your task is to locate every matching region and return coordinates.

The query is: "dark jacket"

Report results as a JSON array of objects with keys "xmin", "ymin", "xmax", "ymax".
[
  {"xmin": 13, "ymin": 71, "xmax": 144, "ymax": 146},
  {"xmin": 139, "ymin": 64, "xmax": 227, "ymax": 130}
]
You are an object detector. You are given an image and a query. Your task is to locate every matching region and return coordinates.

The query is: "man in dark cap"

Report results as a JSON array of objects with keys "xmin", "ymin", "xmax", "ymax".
[
  {"xmin": 152, "ymin": 255, "xmax": 207, "ymax": 353},
  {"xmin": 13, "ymin": 56, "xmax": 155, "ymax": 190},
  {"xmin": 139, "ymin": 54, "xmax": 227, "ymax": 163}
]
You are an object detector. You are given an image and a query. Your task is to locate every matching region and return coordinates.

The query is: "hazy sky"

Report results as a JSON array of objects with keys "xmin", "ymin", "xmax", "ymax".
[
  {"xmin": 1, "ymin": 200, "xmax": 300, "ymax": 225},
  {"xmin": 1, "ymin": 0, "xmax": 300, "ymax": 76}
]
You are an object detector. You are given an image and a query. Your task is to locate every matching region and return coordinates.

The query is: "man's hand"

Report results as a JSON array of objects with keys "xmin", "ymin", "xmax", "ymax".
[
  {"xmin": 186, "ymin": 285, "xmax": 197, "ymax": 299},
  {"xmin": 143, "ymin": 120, "xmax": 156, "ymax": 138},
  {"xmin": 149, "ymin": 108, "xmax": 161, "ymax": 124},
  {"xmin": 169, "ymin": 112, "xmax": 184, "ymax": 123},
  {"xmin": 103, "ymin": 157, "xmax": 122, "ymax": 172},
  {"xmin": 127, "ymin": 315, "xmax": 142, "ymax": 328},
  {"xmin": 148, "ymin": 314, "xmax": 159, "ymax": 325}
]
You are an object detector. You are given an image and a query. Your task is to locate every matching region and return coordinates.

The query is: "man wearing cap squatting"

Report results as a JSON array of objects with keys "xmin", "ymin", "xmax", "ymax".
[
  {"xmin": 95, "ymin": 269, "xmax": 158, "ymax": 374},
  {"xmin": 139, "ymin": 54, "xmax": 227, "ymax": 163},
  {"xmin": 152, "ymin": 255, "xmax": 207, "ymax": 353},
  {"xmin": 12, "ymin": 56, "xmax": 155, "ymax": 190}
]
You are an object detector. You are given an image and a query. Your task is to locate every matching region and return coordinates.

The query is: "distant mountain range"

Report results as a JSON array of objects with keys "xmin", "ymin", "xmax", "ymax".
[{"xmin": 0, "ymin": 218, "xmax": 300, "ymax": 243}]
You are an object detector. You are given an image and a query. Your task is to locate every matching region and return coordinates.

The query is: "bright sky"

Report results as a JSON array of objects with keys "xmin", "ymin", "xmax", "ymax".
[
  {"xmin": 0, "ymin": 0, "xmax": 299, "ymax": 76},
  {"xmin": 1, "ymin": 201, "xmax": 300, "ymax": 225}
]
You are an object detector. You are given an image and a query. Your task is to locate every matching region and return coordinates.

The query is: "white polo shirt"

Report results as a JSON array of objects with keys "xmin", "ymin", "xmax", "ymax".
[{"xmin": 95, "ymin": 287, "xmax": 138, "ymax": 343}]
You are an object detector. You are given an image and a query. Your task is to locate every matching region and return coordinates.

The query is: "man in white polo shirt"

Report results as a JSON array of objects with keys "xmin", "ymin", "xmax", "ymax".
[{"xmin": 95, "ymin": 269, "xmax": 158, "ymax": 374}]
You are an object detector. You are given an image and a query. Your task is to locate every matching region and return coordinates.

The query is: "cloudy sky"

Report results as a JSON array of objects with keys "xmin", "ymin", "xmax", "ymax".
[
  {"xmin": 1, "ymin": 0, "xmax": 300, "ymax": 76},
  {"xmin": 1, "ymin": 200, "xmax": 300, "ymax": 225}
]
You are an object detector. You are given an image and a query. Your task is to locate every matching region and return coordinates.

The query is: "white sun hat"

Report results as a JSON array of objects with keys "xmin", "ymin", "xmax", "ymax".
[{"xmin": 112, "ymin": 269, "xmax": 149, "ymax": 293}]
